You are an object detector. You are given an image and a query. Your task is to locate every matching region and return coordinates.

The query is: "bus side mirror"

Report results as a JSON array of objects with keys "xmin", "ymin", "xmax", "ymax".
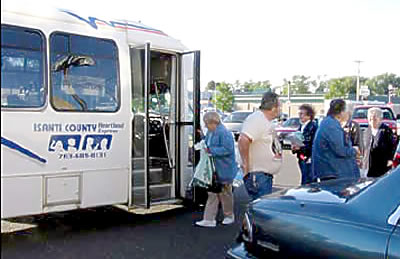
[
  {"xmin": 397, "ymin": 114, "xmax": 400, "ymax": 120},
  {"xmin": 53, "ymin": 54, "xmax": 95, "ymax": 72}
]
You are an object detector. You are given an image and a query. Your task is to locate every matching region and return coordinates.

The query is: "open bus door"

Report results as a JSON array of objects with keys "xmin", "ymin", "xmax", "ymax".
[
  {"xmin": 177, "ymin": 51, "xmax": 205, "ymax": 205},
  {"xmin": 129, "ymin": 42, "xmax": 151, "ymax": 208},
  {"xmin": 129, "ymin": 45, "xmax": 201, "ymax": 209}
]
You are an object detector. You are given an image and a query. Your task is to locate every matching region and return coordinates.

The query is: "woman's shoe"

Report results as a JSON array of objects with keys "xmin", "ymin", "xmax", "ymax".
[
  {"xmin": 222, "ymin": 216, "xmax": 235, "ymax": 225},
  {"xmin": 195, "ymin": 220, "xmax": 216, "ymax": 227}
]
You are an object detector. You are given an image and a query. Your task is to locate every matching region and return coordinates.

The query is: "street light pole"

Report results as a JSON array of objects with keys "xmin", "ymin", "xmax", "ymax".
[{"xmin": 354, "ymin": 60, "xmax": 363, "ymax": 101}]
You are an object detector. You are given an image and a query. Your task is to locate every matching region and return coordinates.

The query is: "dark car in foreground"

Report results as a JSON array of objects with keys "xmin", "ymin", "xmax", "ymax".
[
  {"xmin": 227, "ymin": 170, "xmax": 400, "ymax": 258},
  {"xmin": 223, "ymin": 111, "xmax": 253, "ymax": 141}
]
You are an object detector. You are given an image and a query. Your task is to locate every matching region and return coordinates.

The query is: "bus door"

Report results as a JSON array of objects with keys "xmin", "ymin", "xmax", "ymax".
[
  {"xmin": 129, "ymin": 43, "xmax": 179, "ymax": 208},
  {"xmin": 177, "ymin": 51, "xmax": 201, "ymax": 201}
]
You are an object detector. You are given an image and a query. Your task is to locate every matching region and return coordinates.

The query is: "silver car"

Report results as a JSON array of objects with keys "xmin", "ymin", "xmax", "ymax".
[{"xmin": 223, "ymin": 111, "xmax": 253, "ymax": 141}]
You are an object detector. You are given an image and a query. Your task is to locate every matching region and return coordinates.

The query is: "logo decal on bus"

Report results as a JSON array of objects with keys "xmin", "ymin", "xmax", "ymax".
[
  {"xmin": 32, "ymin": 122, "xmax": 124, "ymax": 160},
  {"xmin": 60, "ymin": 9, "xmax": 167, "ymax": 36},
  {"xmin": 48, "ymin": 134, "xmax": 113, "ymax": 160}
]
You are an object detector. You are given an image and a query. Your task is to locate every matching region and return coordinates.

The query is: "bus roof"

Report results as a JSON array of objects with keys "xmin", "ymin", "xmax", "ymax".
[{"xmin": 2, "ymin": 1, "xmax": 188, "ymax": 52}]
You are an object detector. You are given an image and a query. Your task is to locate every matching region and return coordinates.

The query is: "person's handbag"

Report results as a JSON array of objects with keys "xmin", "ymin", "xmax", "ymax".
[{"xmin": 207, "ymin": 156, "xmax": 223, "ymax": 193}]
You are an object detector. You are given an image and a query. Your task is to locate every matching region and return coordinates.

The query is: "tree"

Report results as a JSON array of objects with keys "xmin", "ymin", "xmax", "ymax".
[
  {"xmin": 281, "ymin": 75, "xmax": 311, "ymax": 95},
  {"xmin": 324, "ymin": 76, "xmax": 356, "ymax": 99},
  {"xmin": 249, "ymin": 80, "xmax": 272, "ymax": 92},
  {"xmin": 366, "ymin": 73, "xmax": 400, "ymax": 95},
  {"xmin": 233, "ymin": 80, "xmax": 241, "ymax": 92},
  {"xmin": 206, "ymin": 80, "xmax": 216, "ymax": 91},
  {"xmin": 315, "ymin": 80, "xmax": 328, "ymax": 94},
  {"xmin": 242, "ymin": 80, "xmax": 253, "ymax": 92},
  {"xmin": 314, "ymin": 75, "xmax": 328, "ymax": 94},
  {"xmin": 238, "ymin": 80, "xmax": 272, "ymax": 93},
  {"xmin": 215, "ymin": 82, "xmax": 234, "ymax": 112}
]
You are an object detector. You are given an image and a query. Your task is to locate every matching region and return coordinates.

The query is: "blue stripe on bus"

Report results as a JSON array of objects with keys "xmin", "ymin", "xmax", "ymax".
[
  {"xmin": 60, "ymin": 9, "xmax": 167, "ymax": 35},
  {"xmin": 1, "ymin": 137, "xmax": 47, "ymax": 164}
]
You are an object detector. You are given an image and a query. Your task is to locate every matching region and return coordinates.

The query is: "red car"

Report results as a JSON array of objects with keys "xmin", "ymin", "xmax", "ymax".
[{"xmin": 352, "ymin": 105, "xmax": 397, "ymax": 135}]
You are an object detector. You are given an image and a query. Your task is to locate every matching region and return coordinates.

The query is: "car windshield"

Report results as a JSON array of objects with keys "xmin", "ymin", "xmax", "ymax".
[
  {"xmin": 223, "ymin": 112, "xmax": 251, "ymax": 123},
  {"xmin": 282, "ymin": 118, "xmax": 300, "ymax": 127},
  {"xmin": 352, "ymin": 107, "xmax": 394, "ymax": 120}
]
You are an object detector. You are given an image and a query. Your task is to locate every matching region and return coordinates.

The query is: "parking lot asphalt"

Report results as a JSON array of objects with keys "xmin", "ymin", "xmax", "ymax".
[{"xmin": 1, "ymin": 151, "xmax": 300, "ymax": 259}]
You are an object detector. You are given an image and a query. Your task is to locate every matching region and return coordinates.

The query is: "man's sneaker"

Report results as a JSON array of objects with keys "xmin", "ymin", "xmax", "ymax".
[
  {"xmin": 222, "ymin": 216, "xmax": 235, "ymax": 225},
  {"xmin": 195, "ymin": 220, "xmax": 216, "ymax": 227}
]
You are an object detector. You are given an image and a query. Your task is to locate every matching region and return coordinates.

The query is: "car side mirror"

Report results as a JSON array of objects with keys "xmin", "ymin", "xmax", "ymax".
[{"xmin": 397, "ymin": 114, "xmax": 400, "ymax": 120}]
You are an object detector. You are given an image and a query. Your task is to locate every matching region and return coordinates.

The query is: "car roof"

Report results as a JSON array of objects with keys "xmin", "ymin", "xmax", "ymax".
[
  {"xmin": 354, "ymin": 105, "xmax": 392, "ymax": 109},
  {"xmin": 232, "ymin": 111, "xmax": 253, "ymax": 113}
]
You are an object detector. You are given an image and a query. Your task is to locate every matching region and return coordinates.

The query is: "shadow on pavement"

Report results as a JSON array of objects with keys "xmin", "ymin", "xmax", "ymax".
[{"xmin": 1, "ymin": 185, "xmax": 291, "ymax": 259}]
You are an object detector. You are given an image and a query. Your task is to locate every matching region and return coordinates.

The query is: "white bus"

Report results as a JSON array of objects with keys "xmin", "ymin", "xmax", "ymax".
[{"xmin": 1, "ymin": 2, "xmax": 202, "ymax": 218}]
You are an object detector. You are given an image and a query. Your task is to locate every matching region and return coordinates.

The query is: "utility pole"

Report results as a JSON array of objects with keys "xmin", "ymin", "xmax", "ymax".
[
  {"xmin": 354, "ymin": 60, "xmax": 363, "ymax": 101},
  {"xmin": 388, "ymin": 84, "xmax": 394, "ymax": 104},
  {"xmin": 287, "ymin": 81, "xmax": 291, "ymax": 117},
  {"xmin": 213, "ymin": 83, "xmax": 218, "ymax": 111}
]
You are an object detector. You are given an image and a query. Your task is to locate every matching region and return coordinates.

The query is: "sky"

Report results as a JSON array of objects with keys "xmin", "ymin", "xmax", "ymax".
[{"xmin": 4, "ymin": 0, "xmax": 400, "ymax": 88}]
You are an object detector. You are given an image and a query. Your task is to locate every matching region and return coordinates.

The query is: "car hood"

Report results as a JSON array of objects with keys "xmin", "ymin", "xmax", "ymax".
[
  {"xmin": 244, "ymin": 178, "xmax": 379, "ymax": 236},
  {"xmin": 353, "ymin": 118, "xmax": 395, "ymax": 126},
  {"xmin": 352, "ymin": 118, "xmax": 368, "ymax": 124},
  {"xmin": 253, "ymin": 177, "xmax": 376, "ymax": 210},
  {"xmin": 275, "ymin": 126, "xmax": 298, "ymax": 132},
  {"xmin": 224, "ymin": 122, "xmax": 243, "ymax": 132}
]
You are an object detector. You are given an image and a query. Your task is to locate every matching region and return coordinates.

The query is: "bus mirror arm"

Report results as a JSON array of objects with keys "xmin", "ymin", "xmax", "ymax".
[
  {"xmin": 53, "ymin": 54, "xmax": 94, "ymax": 111},
  {"xmin": 53, "ymin": 54, "xmax": 95, "ymax": 72}
]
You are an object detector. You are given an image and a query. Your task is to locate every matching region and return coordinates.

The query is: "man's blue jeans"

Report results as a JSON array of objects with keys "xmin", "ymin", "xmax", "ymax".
[
  {"xmin": 243, "ymin": 171, "xmax": 273, "ymax": 200},
  {"xmin": 298, "ymin": 160, "xmax": 313, "ymax": 185}
]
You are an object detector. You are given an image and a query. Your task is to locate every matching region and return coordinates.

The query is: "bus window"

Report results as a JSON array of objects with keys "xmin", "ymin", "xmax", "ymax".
[
  {"xmin": 1, "ymin": 25, "xmax": 46, "ymax": 108},
  {"xmin": 50, "ymin": 33, "xmax": 120, "ymax": 112}
]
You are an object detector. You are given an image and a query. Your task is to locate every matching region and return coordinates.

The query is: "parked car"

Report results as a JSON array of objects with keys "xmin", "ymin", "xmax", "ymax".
[
  {"xmin": 201, "ymin": 107, "xmax": 227, "ymax": 120},
  {"xmin": 278, "ymin": 112, "xmax": 289, "ymax": 123},
  {"xmin": 396, "ymin": 114, "xmax": 400, "ymax": 137},
  {"xmin": 223, "ymin": 111, "xmax": 253, "ymax": 141},
  {"xmin": 275, "ymin": 117, "xmax": 301, "ymax": 149},
  {"xmin": 352, "ymin": 105, "xmax": 397, "ymax": 135},
  {"xmin": 315, "ymin": 114, "xmax": 325, "ymax": 126},
  {"xmin": 393, "ymin": 141, "xmax": 400, "ymax": 168},
  {"xmin": 227, "ymin": 169, "xmax": 400, "ymax": 258}
]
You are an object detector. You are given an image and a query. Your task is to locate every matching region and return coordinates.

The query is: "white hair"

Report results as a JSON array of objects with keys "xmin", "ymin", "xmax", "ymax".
[
  {"xmin": 203, "ymin": 111, "xmax": 221, "ymax": 124},
  {"xmin": 368, "ymin": 107, "xmax": 383, "ymax": 119}
]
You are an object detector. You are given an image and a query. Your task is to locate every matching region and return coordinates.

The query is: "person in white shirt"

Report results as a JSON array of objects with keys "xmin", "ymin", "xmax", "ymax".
[{"xmin": 238, "ymin": 92, "xmax": 282, "ymax": 200}]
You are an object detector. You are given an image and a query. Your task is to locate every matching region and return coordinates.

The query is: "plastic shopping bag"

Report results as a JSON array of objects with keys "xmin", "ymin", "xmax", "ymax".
[
  {"xmin": 287, "ymin": 132, "xmax": 305, "ymax": 147},
  {"xmin": 192, "ymin": 140, "xmax": 213, "ymax": 187},
  {"xmin": 232, "ymin": 167, "xmax": 244, "ymax": 188}
]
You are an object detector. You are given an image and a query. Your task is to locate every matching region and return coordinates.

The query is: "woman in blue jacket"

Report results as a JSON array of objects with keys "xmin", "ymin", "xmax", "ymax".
[
  {"xmin": 195, "ymin": 111, "xmax": 237, "ymax": 228},
  {"xmin": 312, "ymin": 99, "xmax": 360, "ymax": 181}
]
